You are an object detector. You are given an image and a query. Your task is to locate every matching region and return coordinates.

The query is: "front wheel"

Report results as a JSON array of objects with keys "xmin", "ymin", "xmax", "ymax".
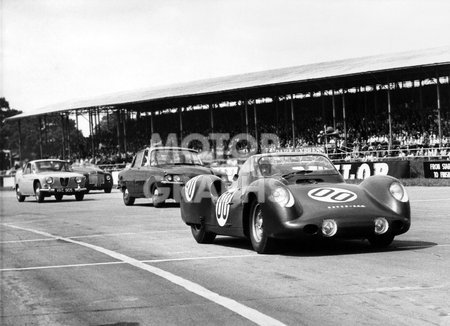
[
  {"xmin": 34, "ymin": 182, "xmax": 45, "ymax": 203},
  {"xmin": 152, "ymin": 186, "xmax": 165, "ymax": 208},
  {"xmin": 190, "ymin": 224, "xmax": 216, "ymax": 243},
  {"xmin": 249, "ymin": 201, "xmax": 277, "ymax": 254},
  {"xmin": 368, "ymin": 233, "xmax": 395, "ymax": 248},
  {"xmin": 123, "ymin": 188, "xmax": 135, "ymax": 206},
  {"xmin": 75, "ymin": 193, "xmax": 84, "ymax": 201},
  {"xmin": 104, "ymin": 186, "xmax": 112, "ymax": 193},
  {"xmin": 16, "ymin": 186, "xmax": 25, "ymax": 202}
]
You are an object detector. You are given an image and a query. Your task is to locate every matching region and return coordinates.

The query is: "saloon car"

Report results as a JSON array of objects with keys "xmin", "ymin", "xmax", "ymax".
[
  {"xmin": 117, "ymin": 146, "xmax": 226, "ymax": 207},
  {"xmin": 71, "ymin": 162, "xmax": 113, "ymax": 193},
  {"xmin": 180, "ymin": 152, "xmax": 411, "ymax": 253},
  {"xmin": 15, "ymin": 159, "xmax": 87, "ymax": 202}
]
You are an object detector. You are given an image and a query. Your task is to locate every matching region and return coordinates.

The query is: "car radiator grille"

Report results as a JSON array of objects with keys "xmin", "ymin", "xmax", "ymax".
[{"xmin": 59, "ymin": 178, "xmax": 79, "ymax": 187}]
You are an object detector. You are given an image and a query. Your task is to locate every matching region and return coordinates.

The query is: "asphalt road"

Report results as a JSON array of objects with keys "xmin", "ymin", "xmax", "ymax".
[{"xmin": 1, "ymin": 187, "xmax": 449, "ymax": 326}]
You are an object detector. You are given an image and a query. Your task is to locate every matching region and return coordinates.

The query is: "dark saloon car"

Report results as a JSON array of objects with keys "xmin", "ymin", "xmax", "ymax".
[
  {"xmin": 72, "ymin": 162, "xmax": 113, "ymax": 193},
  {"xmin": 117, "ymin": 147, "xmax": 225, "ymax": 207}
]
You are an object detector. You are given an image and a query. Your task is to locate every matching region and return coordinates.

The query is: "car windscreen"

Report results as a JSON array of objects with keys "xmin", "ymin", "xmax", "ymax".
[
  {"xmin": 35, "ymin": 161, "xmax": 73, "ymax": 172},
  {"xmin": 151, "ymin": 149, "xmax": 202, "ymax": 166},
  {"xmin": 256, "ymin": 155, "xmax": 338, "ymax": 177}
]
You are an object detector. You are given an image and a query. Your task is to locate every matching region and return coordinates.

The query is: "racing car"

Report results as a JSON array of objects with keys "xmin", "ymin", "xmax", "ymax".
[{"xmin": 180, "ymin": 152, "xmax": 411, "ymax": 253}]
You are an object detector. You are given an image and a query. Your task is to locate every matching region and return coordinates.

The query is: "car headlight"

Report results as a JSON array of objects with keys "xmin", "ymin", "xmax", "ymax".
[
  {"xmin": 173, "ymin": 175, "xmax": 181, "ymax": 182},
  {"xmin": 164, "ymin": 175, "xmax": 173, "ymax": 181},
  {"xmin": 105, "ymin": 175, "xmax": 111, "ymax": 181},
  {"xmin": 75, "ymin": 176, "xmax": 83, "ymax": 184},
  {"xmin": 46, "ymin": 177, "xmax": 53, "ymax": 184},
  {"xmin": 270, "ymin": 187, "xmax": 294, "ymax": 207},
  {"xmin": 389, "ymin": 182, "xmax": 408, "ymax": 202}
]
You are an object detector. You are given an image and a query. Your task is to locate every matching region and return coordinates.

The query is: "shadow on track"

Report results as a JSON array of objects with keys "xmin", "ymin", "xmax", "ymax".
[{"xmin": 212, "ymin": 237, "xmax": 436, "ymax": 256}]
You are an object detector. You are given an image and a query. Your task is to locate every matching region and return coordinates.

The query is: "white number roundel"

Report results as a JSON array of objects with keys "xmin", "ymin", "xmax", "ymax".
[
  {"xmin": 184, "ymin": 176, "xmax": 201, "ymax": 202},
  {"xmin": 307, "ymin": 187, "xmax": 357, "ymax": 203}
]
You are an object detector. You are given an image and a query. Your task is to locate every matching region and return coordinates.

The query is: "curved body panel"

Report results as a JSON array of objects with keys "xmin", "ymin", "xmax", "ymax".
[{"xmin": 180, "ymin": 152, "xmax": 411, "ymax": 253}]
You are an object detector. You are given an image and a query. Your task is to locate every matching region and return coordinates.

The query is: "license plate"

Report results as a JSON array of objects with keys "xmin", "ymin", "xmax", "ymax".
[{"xmin": 57, "ymin": 188, "xmax": 73, "ymax": 193}]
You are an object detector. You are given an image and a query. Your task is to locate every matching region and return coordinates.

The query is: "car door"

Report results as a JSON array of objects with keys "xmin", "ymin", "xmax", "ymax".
[
  {"xmin": 20, "ymin": 163, "xmax": 35, "ymax": 195},
  {"xmin": 123, "ymin": 150, "xmax": 145, "ymax": 195}
]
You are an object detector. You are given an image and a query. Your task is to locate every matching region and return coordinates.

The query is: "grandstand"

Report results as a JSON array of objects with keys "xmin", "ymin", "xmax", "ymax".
[{"xmin": 4, "ymin": 46, "xmax": 450, "ymax": 166}]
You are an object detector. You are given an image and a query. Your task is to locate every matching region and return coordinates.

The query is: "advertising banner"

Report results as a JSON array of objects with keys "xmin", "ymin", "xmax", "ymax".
[
  {"xmin": 334, "ymin": 161, "xmax": 410, "ymax": 180},
  {"xmin": 423, "ymin": 161, "xmax": 450, "ymax": 179}
]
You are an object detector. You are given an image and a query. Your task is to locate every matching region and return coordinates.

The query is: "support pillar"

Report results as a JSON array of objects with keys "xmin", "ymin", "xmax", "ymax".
[
  {"xmin": 290, "ymin": 95, "xmax": 295, "ymax": 148},
  {"xmin": 436, "ymin": 76, "xmax": 442, "ymax": 147},
  {"xmin": 253, "ymin": 101, "xmax": 258, "ymax": 152},
  {"xmin": 332, "ymin": 90, "xmax": 336, "ymax": 129},
  {"xmin": 387, "ymin": 84, "xmax": 393, "ymax": 151},
  {"xmin": 38, "ymin": 117, "xmax": 43, "ymax": 159},
  {"xmin": 342, "ymin": 91, "xmax": 347, "ymax": 148},
  {"xmin": 18, "ymin": 120, "xmax": 22, "ymax": 163}
]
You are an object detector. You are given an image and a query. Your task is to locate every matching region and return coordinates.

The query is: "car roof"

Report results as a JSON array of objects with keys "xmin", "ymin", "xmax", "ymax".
[
  {"xmin": 29, "ymin": 159, "xmax": 67, "ymax": 164},
  {"xmin": 144, "ymin": 146, "xmax": 198, "ymax": 152},
  {"xmin": 252, "ymin": 152, "xmax": 329, "ymax": 160}
]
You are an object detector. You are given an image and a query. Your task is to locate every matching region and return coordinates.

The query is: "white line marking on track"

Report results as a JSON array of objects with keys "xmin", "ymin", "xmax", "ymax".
[
  {"xmin": 0, "ymin": 229, "xmax": 187, "ymax": 244},
  {"xmin": 0, "ymin": 254, "xmax": 258, "ymax": 272},
  {"xmin": 4, "ymin": 223, "xmax": 286, "ymax": 326}
]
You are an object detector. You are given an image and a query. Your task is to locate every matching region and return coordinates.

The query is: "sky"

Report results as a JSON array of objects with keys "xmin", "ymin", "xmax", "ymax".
[{"xmin": 2, "ymin": 0, "xmax": 450, "ymax": 117}]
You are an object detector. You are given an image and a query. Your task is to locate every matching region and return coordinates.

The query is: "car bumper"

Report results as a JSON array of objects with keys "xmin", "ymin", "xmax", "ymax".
[
  {"xmin": 268, "ymin": 214, "xmax": 411, "ymax": 240},
  {"xmin": 155, "ymin": 181, "xmax": 185, "ymax": 201},
  {"xmin": 40, "ymin": 187, "xmax": 87, "ymax": 194}
]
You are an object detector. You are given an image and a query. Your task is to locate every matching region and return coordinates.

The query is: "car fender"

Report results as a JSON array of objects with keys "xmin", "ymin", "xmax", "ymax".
[
  {"xmin": 359, "ymin": 175, "xmax": 410, "ymax": 218},
  {"xmin": 242, "ymin": 178, "xmax": 304, "ymax": 238},
  {"xmin": 180, "ymin": 174, "xmax": 225, "ymax": 225}
]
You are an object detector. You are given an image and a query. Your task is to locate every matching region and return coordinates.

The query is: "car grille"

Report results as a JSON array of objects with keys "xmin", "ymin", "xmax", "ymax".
[{"xmin": 58, "ymin": 177, "xmax": 79, "ymax": 188}]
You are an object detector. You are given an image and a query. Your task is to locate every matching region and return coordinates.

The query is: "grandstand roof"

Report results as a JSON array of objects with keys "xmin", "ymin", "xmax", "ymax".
[{"xmin": 6, "ymin": 45, "xmax": 450, "ymax": 121}]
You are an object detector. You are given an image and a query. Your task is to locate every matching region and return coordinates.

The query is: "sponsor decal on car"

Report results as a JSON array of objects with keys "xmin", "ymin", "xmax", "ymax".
[
  {"xmin": 307, "ymin": 187, "xmax": 357, "ymax": 203},
  {"xmin": 215, "ymin": 189, "xmax": 237, "ymax": 226},
  {"xmin": 184, "ymin": 175, "xmax": 201, "ymax": 202}
]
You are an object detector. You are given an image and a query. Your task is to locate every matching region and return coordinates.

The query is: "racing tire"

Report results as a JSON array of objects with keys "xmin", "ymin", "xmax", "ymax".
[
  {"xmin": 75, "ymin": 193, "xmax": 84, "ymax": 201},
  {"xmin": 54, "ymin": 194, "xmax": 63, "ymax": 201},
  {"xmin": 123, "ymin": 188, "xmax": 135, "ymax": 206},
  {"xmin": 104, "ymin": 186, "xmax": 112, "ymax": 194},
  {"xmin": 34, "ymin": 182, "xmax": 45, "ymax": 203},
  {"xmin": 190, "ymin": 224, "xmax": 216, "ymax": 244},
  {"xmin": 16, "ymin": 186, "xmax": 25, "ymax": 202},
  {"xmin": 249, "ymin": 201, "xmax": 277, "ymax": 254},
  {"xmin": 152, "ymin": 186, "xmax": 165, "ymax": 208},
  {"xmin": 368, "ymin": 233, "xmax": 395, "ymax": 248}
]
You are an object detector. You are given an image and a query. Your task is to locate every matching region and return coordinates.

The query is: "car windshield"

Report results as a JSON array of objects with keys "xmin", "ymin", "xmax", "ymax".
[
  {"xmin": 151, "ymin": 149, "xmax": 203, "ymax": 166},
  {"xmin": 256, "ymin": 155, "xmax": 337, "ymax": 177},
  {"xmin": 35, "ymin": 161, "xmax": 73, "ymax": 172}
]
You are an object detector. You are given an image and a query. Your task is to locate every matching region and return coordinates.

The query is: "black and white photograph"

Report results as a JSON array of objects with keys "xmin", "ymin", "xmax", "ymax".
[{"xmin": 1, "ymin": 1, "xmax": 450, "ymax": 325}]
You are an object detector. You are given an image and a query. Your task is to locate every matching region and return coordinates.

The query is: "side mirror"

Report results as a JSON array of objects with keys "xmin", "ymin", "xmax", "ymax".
[{"xmin": 232, "ymin": 174, "xmax": 239, "ymax": 181}]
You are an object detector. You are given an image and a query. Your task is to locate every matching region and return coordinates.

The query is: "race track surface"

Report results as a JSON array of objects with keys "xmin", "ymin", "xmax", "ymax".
[{"xmin": 1, "ymin": 187, "xmax": 449, "ymax": 326}]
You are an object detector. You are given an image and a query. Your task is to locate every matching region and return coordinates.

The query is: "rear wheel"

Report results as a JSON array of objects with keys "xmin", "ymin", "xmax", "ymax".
[
  {"xmin": 34, "ymin": 182, "xmax": 45, "ymax": 203},
  {"xmin": 368, "ymin": 233, "xmax": 395, "ymax": 248},
  {"xmin": 16, "ymin": 186, "xmax": 25, "ymax": 202},
  {"xmin": 75, "ymin": 193, "xmax": 84, "ymax": 201},
  {"xmin": 190, "ymin": 224, "xmax": 216, "ymax": 243},
  {"xmin": 123, "ymin": 188, "xmax": 135, "ymax": 206},
  {"xmin": 54, "ymin": 194, "xmax": 63, "ymax": 201},
  {"xmin": 249, "ymin": 201, "xmax": 277, "ymax": 254},
  {"xmin": 104, "ymin": 186, "xmax": 112, "ymax": 193}
]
